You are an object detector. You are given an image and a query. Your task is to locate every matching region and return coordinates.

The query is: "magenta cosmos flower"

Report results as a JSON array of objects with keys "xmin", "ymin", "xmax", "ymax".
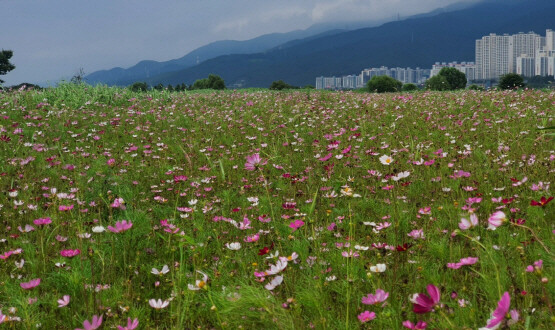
[
  {"xmin": 358, "ymin": 310, "xmax": 376, "ymax": 323},
  {"xmin": 402, "ymin": 320, "xmax": 427, "ymax": 329},
  {"xmin": 107, "ymin": 220, "xmax": 133, "ymax": 233},
  {"xmin": 76, "ymin": 314, "xmax": 103, "ymax": 330},
  {"xmin": 60, "ymin": 249, "xmax": 81, "ymax": 258},
  {"xmin": 117, "ymin": 317, "xmax": 139, "ymax": 330},
  {"xmin": 33, "ymin": 217, "xmax": 52, "ymax": 226},
  {"xmin": 483, "ymin": 292, "xmax": 519, "ymax": 329},
  {"xmin": 244, "ymin": 153, "xmax": 267, "ymax": 171},
  {"xmin": 20, "ymin": 278, "xmax": 41, "ymax": 290},
  {"xmin": 411, "ymin": 284, "xmax": 441, "ymax": 313}
]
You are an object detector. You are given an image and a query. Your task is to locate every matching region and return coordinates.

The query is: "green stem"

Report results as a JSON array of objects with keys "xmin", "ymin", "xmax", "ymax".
[
  {"xmin": 458, "ymin": 232, "xmax": 502, "ymax": 297},
  {"xmin": 439, "ymin": 310, "xmax": 455, "ymax": 328},
  {"xmin": 511, "ymin": 223, "xmax": 551, "ymax": 255}
]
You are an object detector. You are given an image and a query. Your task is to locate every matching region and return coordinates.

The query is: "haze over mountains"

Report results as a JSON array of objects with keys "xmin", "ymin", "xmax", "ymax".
[{"xmin": 86, "ymin": 0, "xmax": 555, "ymax": 88}]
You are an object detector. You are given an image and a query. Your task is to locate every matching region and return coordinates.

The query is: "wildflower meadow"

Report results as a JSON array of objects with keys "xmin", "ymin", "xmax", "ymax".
[{"xmin": 0, "ymin": 84, "xmax": 553, "ymax": 329}]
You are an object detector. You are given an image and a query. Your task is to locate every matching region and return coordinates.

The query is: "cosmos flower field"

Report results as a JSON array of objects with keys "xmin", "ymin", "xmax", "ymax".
[{"xmin": 0, "ymin": 84, "xmax": 553, "ymax": 329}]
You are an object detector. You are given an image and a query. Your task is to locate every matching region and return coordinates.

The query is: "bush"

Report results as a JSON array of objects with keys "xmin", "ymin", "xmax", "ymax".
[
  {"xmin": 269, "ymin": 80, "xmax": 293, "ymax": 90},
  {"xmin": 130, "ymin": 82, "xmax": 148, "ymax": 92},
  {"xmin": 498, "ymin": 73, "xmax": 525, "ymax": 90},
  {"xmin": 402, "ymin": 83, "xmax": 418, "ymax": 92},
  {"xmin": 367, "ymin": 75, "xmax": 402, "ymax": 93},
  {"xmin": 426, "ymin": 75, "xmax": 450, "ymax": 91},
  {"xmin": 468, "ymin": 84, "xmax": 485, "ymax": 91},
  {"xmin": 191, "ymin": 74, "xmax": 225, "ymax": 90},
  {"xmin": 438, "ymin": 67, "xmax": 467, "ymax": 90}
]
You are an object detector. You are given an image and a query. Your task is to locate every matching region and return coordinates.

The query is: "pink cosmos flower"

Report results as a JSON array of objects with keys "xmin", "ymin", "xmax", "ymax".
[
  {"xmin": 107, "ymin": 220, "xmax": 133, "ymax": 233},
  {"xmin": 484, "ymin": 292, "xmax": 513, "ymax": 329},
  {"xmin": 525, "ymin": 260, "xmax": 543, "ymax": 273},
  {"xmin": 412, "ymin": 284, "xmax": 441, "ymax": 313},
  {"xmin": 289, "ymin": 219, "xmax": 305, "ymax": 231},
  {"xmin": 60, "ymin": 249, "xmax": 81, "ymax": 258},
  {"xmin": 358, "ymin": 310, "xmax": 376, "ymax": 323},
  {"xmin": 110, "ymin": 197, "xmax": 126, "ymax": 210},
  {"xmin": 318, "ymin": 153, "xmax": 333, "ymax": 162},
  {"xmin": 488, "ymin": 211, "xmax": 506, "ymax": 230},
  {"xmin": 361, "ymin": 289, "xmax": 389, "ymax": 305},
  {"xmin": 20, "ymin": 278, "xmax": 41, "ymax": 290},
  {"xmin": 244, "ymin": 153, "xmax": 267, "ymax": 171},
  {"xmin": 117, "ymin": 318, "xmax": 139, "ymax": 330},
  {"xmin": 58, "ymin": 204, "xmax": 74, "ymax": 211},
  {"xmin": 402, "ymin": 320, "xmax": 427, "ymax": 329},
  {"xmin": 33, "ymin": 217, "xmax": 52, "ymax": 226},
  {"xmin": 0, "ymin": 310, "xmax": 6, "ymax": 324},
  {"xmin": 244, "ymin": 233, "xmax": 260, "ymax": 242},
  {"xmin": 447, "ymin": 257, "xmax": 478, "ymax": 269},
  {"xmin": 459, "ymin": 213, "xmax": 478, "ymax": 230},
  {"xmin": 57, "ymin": 295, "xmax": 70, "ymax": 308},
  {"xmin": 76, "ymin": 314, "xmax": 103, "ymax": 330},
  {"xmin": 408, "ymin": 229, "xmax": 425, "ymax": 239}
]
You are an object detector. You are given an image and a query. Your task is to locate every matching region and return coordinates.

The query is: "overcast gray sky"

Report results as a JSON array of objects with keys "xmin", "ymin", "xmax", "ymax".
[{"xmin": 0, "ymin": 0, "xmax": 480, "ymax": 85}]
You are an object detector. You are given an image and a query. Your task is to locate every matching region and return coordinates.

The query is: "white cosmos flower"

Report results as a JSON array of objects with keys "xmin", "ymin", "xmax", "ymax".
[
  {"xmin": 354, "ymin": 245, "xmax": 369, "ymax": 251},
  {"xmin": 188, "ymin": 271, "xmax": 208, "ymax": 290},
  {"xmin": 151, "ymin": 265, "xmax": 170, "ymax": 276},
  {"xmin": 265, "ymin": 275, "xmax": 283, "ymax": 291},
  {"xmin": 15, "ymin": 259, "xmax": 25, "ymax": 269},
  {"xmin": 325, "ymin": 275, "xmax": 337, "ymax": 281},
  {"xmin": 379, "ymin": 155, "xmax": 393, "ymax": 165},
  {"xmin": 225, "ymin": 242, "xmax": 241, "ymax": 250},
  {"xmin": 149, "ymin": 298, "xmax": 170, "ymax": 309},
  {"xmin": 266, "ymin": 259, "xmax": 288, "ymax": 275},
  {"xmin": 92, "ymin": 226, "xmax": 105, "ymax": 233},
  {"xmin": 370, "ymin": 263, "xmax": 387, "ymax": 273}
]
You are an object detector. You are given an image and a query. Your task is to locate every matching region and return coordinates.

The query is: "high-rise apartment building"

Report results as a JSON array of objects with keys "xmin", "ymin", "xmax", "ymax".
[
  {"xmin": 476, "ymin": 29, "xmax": 554, "ymax": 79},
  {"xmin": 475, "ymin": 33, "xmax": 511, "ymax": 80},
  {"xmin": 510, "ymin": 32, "xmax": 542, "ymax": 72}
]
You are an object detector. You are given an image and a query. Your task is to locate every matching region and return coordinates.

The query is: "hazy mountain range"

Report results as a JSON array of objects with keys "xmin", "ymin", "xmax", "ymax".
[{"xmin": 85, "ymin": 0, "xmax": 555, "ymax": 88}]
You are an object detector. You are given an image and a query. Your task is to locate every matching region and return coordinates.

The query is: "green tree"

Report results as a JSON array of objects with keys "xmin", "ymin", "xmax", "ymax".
[
  {"xmin": 192, "ymin": 78, "xmax": 209, "ymax": 90},
  {"xmin": 438, "ymin": 67, "xmax": 467, "ymax": 90},
  {"xmin": 269, "ymin": 80, "xmax": 293, "ymax": 90},
  {"xmin": 130, "ymin": 82, "xmax": 148, "ymax": 92},
  {"xmin": 207, "ymin": 74, "xmax": 225, "ymax": 90},
  {"xmin": 366, "ymin": 75, "xmax": 402, "ymax": 93},
  {"xmin": 153, "ymin": 83, "xmax": 164, "ymax": 91},
  {"xmin": 498, "ymin": 73, "xmax": 525, "ymax": 90},
  {"xmin": 71, "ymin": 67, "xmax": 86, "ymax": 84},
  {"xmin": 191, "ymin": 74, "xmax": 226, "ymax": 90},
  {"xmin": 402, "ymin": 83, "xmax": 418, "ymax": 92},
  {"xmin": 0, "ymin": 50, "xmax": 16, "ymax": 84},
  {"xmin": 426, "ymin": 75, "xmax": 450, "ymax": 91}
]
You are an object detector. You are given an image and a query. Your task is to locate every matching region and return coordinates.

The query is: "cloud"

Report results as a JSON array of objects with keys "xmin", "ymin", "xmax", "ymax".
[{"xmin": 213, "ymin": 6, "xmax": 309, "ymax": 34}]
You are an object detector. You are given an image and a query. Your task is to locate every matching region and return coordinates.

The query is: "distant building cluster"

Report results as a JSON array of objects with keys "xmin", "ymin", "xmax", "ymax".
[
  {"xmin": 315, "ymin": 28, "xmax": 554, "ymax": 90},
  {"xmin": 430, "ymin": 62, "xmax": 476, "ymax": 81},
  {"xmin": 315, "ymin": 67, "xmax": 430, "ymax": 90},
  {"xmin": 475, "ymin": 29, "xmax": 555, "ymax": 79}
]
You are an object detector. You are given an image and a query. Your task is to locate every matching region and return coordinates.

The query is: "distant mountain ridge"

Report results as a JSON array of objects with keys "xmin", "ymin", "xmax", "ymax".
[
  {"xmin": 85, "ymin": 26, "xmax": 355, "ymax": 86},
  {"xmin": 143, "ymin": 0, "xmax": 554, "ymax": 88},
  {"xmin": 85, "ymin": 1, "xmax": 481, "ymax": 87}
]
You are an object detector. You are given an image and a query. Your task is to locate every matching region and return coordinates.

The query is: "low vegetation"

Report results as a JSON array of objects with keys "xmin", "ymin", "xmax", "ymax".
[{"xmin": 0, "ymin": 84, "xmax": 553, "ymax": 329}]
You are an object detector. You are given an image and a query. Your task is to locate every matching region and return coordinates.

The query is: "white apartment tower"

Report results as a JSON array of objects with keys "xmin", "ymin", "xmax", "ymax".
[
  {"xmin": 546, "ymin": 29, "xmax": 555, "ymax": 51},
  {"xmin": 476, "ymin": 29, "xmax": 554, "ymax": 79},
  {"xmin": 475, "ymin": 34, "xmax": 511, "ymax": 80},
  {"xmin": 510, "ymin": 32, "xmax": 541, "ymax": 72}
]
